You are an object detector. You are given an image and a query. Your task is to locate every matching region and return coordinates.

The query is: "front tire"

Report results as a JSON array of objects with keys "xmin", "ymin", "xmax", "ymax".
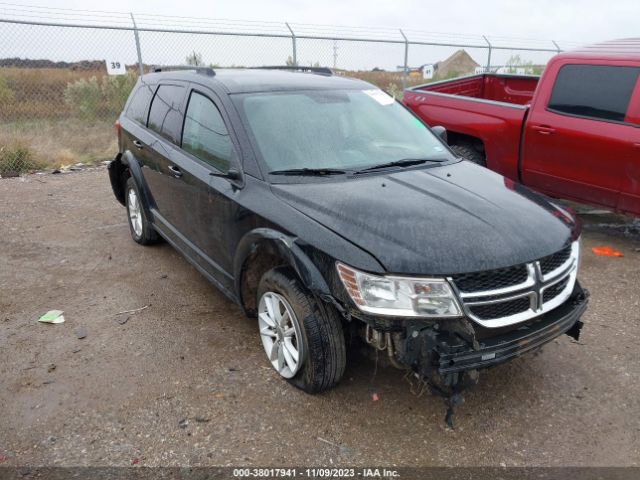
[
  {"xmin": 125, "ymin": 177, "xmax": 159, "ymax": 245},
  {"xmin": 257, "ymin": 267, "xmax": 346, "ymax": 393}
]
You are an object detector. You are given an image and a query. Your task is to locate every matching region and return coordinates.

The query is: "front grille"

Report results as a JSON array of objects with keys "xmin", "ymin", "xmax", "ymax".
[
  {"xmin": 540, "ymin": 245, "xmax": 572, "ymax": 275},
  {"xmin": 468, "ymin": 297, "xmax": 530, "ymax": 320},
  {"xmin": 543, "ymin": 276, "xmax": 570, "ymax": 302},
  {"xmin": 450, "ymin": 242, "xmax": 579, "ymax": 327},
  {"xmin": 451, "ymin": 265, "xmax": 528, "ymax": 293}
]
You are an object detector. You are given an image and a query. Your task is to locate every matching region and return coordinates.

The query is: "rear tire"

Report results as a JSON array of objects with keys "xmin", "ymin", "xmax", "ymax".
[
  {"xmin": 125, "ymin": 176, "xmax": 159, "ymax": 245},
  {"xmin": 450, "ymin": 142, "xmax": 486, "ymax": 166},
  {"xmin": 257, "ymin": 267, "xmax": 346, "ymax": 394}
]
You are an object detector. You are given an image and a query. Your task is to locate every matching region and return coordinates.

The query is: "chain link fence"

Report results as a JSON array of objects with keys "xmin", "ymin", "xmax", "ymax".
[{"xmin": 0, "ymin": 5, "xmax": 584, "ymax": 177}]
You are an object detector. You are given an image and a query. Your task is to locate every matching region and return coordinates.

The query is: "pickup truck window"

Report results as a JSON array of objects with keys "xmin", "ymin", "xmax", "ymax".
[
  {"xmin": 548, "ymin": 64, "xmax": 640, "ymax": 122},
  {"xmin": 236, "ymin": 89, "xmax": 451, "ymax": 174},
  {"xmin": 126, "ymin": 83, "xmax": 155, "ymax": 125},
  {"xmin": 147, "ymin": 84, "xmax": 186, "ymax": 144},
  {"xmin": 182, "ymin": 91, "xmax": 233, "ymax": 173}
]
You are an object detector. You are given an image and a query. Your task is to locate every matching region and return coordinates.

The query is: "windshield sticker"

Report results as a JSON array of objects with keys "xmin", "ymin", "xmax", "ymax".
[{"xmin": 363, "ymin": 89, "xmax": 395, "ymax": 105}]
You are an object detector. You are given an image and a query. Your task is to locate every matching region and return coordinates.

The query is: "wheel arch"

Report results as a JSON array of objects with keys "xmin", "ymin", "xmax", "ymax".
[
  {"xmin": 107, "ymin": 153, "xmax": 128, "ymax": 206},
  {"xmin": 446, "ymin": 131, "xmax": 486, "ymax": 155},
  {"xmin": 233, "ymin": 228, "xmax": 333, "ymax": 317},
  {"xmin": 110, "ymin": 151, "xmax": 154, "ymax": 221}
]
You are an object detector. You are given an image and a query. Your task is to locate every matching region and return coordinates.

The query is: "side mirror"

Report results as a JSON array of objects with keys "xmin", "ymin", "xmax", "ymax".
[
  {"xmin": 431, "ymin": 125, "xmax": 448, "ymax": 143},
  {"xmin": 210, "ymin": 168, "xmax": 241, "ymax": 181}
]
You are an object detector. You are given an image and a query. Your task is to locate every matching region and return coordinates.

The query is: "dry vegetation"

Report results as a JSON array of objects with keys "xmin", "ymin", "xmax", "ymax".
[
  {"xmin": 0, "ymin": 67, "xmax": 127, "ymax": 174},
  {"xmin": 0, "ymin": 67, "xmax": 107, "ymax": 120},
  {"xmin": 0, "ymin": 119, "xmax": 116, "ymax": 167}
]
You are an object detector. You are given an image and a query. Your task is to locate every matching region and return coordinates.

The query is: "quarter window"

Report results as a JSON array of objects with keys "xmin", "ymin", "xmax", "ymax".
[
  {"xmin": 182, "ymin": 92, "xmax": 233, "ymax": 172},
  {"xmin": 147, "ymin": 84, "xmax": 186, "ymax": 144},
  {"xmin": 548, "ymin": 64, "xmax": 640, "ymax": 122},
  {"xmin": 126, "ymin": 82, "xmax": 155, "ymax": 125}
]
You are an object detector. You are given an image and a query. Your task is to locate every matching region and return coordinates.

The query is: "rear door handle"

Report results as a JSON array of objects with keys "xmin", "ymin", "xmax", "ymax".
[
  {"xmin": 168, "ymin": 165, "xmax": 183, "ymax": 178},
  {"xmin": 132, "ymin": 140, "xmax": 144, "ymax": 149},
  {"xmin": 532, "ymin": 125, "xmax": 556, "ymax": 135}
]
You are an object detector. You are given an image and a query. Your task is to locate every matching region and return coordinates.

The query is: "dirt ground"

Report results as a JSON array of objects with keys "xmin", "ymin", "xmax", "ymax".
[{"xmin": 0, "ymin": 168, "xmax": 639, "ymax": 467}]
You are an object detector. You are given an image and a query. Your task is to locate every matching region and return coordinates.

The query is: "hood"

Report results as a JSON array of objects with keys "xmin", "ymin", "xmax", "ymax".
[{"xmin": 272, "ymin": 162, "xmax": 578, "ymax": 275}]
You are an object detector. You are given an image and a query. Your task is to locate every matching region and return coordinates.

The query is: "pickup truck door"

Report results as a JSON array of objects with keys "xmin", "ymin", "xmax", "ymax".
[
  {"xmin": 521, "ymin": 63, "xmax": 640, "ymax": 209},
  {"xmin": 618, "ymin": 80, "xmax": 640, "ymax": 215}
]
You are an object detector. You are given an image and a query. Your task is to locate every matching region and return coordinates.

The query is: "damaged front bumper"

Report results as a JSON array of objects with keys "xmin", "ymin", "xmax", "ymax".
[{"xmin": 399, "ymin": 284, "xmax": 589, "ymax": 387}]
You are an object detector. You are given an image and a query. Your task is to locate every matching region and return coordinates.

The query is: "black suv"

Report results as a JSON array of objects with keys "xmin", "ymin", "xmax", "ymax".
[{"xmin": 109, "ymin": 66, "xmax": 587, "ymax": 417}]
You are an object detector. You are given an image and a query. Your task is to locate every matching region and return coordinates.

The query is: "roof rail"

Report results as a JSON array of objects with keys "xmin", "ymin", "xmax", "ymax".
[
  {"xmin": 151, "ymin": 65, "xmax": 215, "ymax": 76},
  {"xmin": 254, "ymin": 66, "xmax": 333, "ymax": 76}
]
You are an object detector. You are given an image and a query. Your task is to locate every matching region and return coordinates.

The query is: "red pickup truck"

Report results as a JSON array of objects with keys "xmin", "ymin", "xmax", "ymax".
[{"xmin": 403, "ymin": 39, "xmax": 640, "ymax": 216}]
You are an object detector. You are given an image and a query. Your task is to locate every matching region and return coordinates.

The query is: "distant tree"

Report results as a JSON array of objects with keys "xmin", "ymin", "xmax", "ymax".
[
  {"xmin": 504, "ymin": 54, "xmax": 543, "ymax": 74},
  {"xmin": 186, "ymin": 51, "xmax": 203, "ymax": 66}
]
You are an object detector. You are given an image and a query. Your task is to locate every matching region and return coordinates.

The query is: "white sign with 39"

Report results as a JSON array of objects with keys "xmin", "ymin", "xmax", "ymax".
[{"xmin": 105, "ymin": 60, "xmax": 126, "ymax": 75}]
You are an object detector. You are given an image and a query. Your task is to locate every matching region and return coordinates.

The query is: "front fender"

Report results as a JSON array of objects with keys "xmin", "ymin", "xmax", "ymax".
[{"xmin": 233, "ymin": 228, "xmax": 333, "ymax": 299}]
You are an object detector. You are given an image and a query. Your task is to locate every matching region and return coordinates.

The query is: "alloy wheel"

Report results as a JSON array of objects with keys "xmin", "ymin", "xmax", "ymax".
[
  {"xmin": 127, "ymin": 187, "xmax": 143, "ymax": 237},
  {"xmin": 258, "ymin": 292, "xmax": 303, "ymax": 378}
]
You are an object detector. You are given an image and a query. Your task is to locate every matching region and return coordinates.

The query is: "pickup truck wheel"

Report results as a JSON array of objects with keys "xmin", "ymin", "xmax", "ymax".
[
  {"xmin": 257, "ymin": 267, "xmax": 346, "ymax": 393},
  {"xmin": 450, "ymin": 143, "xmax": 486, "ymax": 166},
  {"xmin": 125, "ymin": 177, "xmax": 159, "ymax": 245}
]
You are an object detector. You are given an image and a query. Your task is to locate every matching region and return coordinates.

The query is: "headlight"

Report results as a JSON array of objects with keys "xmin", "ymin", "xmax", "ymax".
[{"xmin": 336, "ymin": 262, "xmax": 462, "ymax": 317}]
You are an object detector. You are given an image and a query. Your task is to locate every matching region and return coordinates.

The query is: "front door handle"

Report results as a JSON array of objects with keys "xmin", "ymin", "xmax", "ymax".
[
  {"xmin": 132, "ymin": 139, "xmax": 144, "ymax": 149},
  {"xmin": 168, "ymin": 165, "xmax": 183, "ymax": 178},
  {"xmin": 532, "ymin": 125, "xmax": 556, "ymax": 135}
]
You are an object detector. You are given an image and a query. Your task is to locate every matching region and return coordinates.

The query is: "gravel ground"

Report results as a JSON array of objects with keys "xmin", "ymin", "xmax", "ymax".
[{"xmin": 0, "ymin": 168, "xmax": 639, "ymax": 467}]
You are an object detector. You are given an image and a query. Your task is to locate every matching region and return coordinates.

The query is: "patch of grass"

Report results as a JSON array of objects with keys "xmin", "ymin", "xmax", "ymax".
[
  {"xmin": 0, "ymin": 143, "xmax": 43, "ymax": 177},
  {"xmin": 0, "ymin": 118, "xmax": 117, "ymax": 169}
]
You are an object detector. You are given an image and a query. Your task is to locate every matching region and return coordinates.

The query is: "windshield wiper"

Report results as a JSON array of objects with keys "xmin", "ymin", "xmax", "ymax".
[
  {"xmin": 269, "ymin": 168, "xmax": 349, "ymax": 176},
  {"xmin": 353, "ymin": 158, "xmax": 442, "ymax": 174}
]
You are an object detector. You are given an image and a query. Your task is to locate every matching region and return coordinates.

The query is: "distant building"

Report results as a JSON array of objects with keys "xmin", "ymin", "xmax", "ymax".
[
  {"xmin": 395, "ymin": 64, "xmax": 434, "ymax": 79},
  {"xmin": 398, "ymin": 49, "xmax": 480, "ymax": 79},
  {"xmin": 433, "ymin": 50, "xmax": 480, "ymax": 78}
]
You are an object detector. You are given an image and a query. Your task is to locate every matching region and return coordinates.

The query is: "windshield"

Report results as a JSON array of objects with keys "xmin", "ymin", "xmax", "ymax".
[{"xmin": 234, "ymin": 89, "xmax": 453, "ymax": 174}]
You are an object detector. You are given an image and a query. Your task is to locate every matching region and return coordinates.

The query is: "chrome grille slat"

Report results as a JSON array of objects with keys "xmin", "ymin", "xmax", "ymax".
[{"xmin": 448, "ymin": 241, "xmax": 580, "ymax": 328}]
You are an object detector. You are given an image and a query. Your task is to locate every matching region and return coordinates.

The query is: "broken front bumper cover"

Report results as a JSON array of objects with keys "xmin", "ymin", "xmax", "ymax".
[{"xmin": 402, "ymin": 285, "xmax": 588, "ymax": 378}]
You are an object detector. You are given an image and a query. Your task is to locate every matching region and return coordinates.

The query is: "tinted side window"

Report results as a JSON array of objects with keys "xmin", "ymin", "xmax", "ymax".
[
  {"xmin": 147, "ymin": 84, "xmax": 186, "ymax": 144},
  {"xmin": 126, "ymin": 83, "xmax": 155, "ymax": 125},
  {"xmin": 548, "ymin": 64, "xmax": 640, "ymax": 122},
  {"xmin": 182, "ymin": 92, "xmax": 233, "ymax": 172}
]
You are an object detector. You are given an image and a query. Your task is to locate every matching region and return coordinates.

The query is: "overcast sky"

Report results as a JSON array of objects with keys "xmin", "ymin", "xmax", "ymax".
[
  {"xmin": 1, "ymin": 0, "xmax": 638, "ymax": 69},
  {"xmin": 37, "ymin": 0, "xmax": 638, "ymax": 45}
]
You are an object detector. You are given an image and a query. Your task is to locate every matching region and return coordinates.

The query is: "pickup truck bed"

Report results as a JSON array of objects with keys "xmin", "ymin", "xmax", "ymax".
[
  {"xmin": 417, "ymin": 74, "xmax": 539, "ymax": 105},
  {"xmin": 403, "ymin": 74, "xmax": 540, "ymax": 180}
]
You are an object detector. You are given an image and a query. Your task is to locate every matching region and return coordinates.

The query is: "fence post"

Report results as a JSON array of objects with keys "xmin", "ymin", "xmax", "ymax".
[
  {"xmin": 286, "ymin": 22, "xmax": 297, "ymax": 66},
  {"xmin": 399, "ymin": 29, "xmax": 409, "ymax": 89},
  {"xmin": 552, "ymin": 40, "xmax": 561, "ymax": 53},
  {"xmin": 483, "ymin": 35, "xmax": 492, "ymax": 72},
  {"xmin": 130, "ymin": 13, "xmax": 144, "ymax": 76}
]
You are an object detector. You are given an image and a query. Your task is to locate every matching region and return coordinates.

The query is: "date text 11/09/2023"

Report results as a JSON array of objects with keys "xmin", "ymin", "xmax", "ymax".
[{"xmin": 233, "ymin": 468, "xmax": 401, "ymax": 478}]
